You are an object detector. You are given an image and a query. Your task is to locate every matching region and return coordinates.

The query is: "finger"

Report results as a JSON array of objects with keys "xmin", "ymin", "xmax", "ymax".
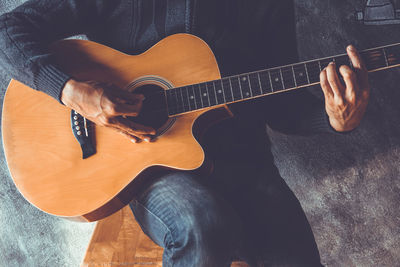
[
  {"xmin": 326, "ymin": 62, "xmax": 345, "ymax": 97},
  {"xmin": 101, "ymin": 92, "xmax": 144, "ymax": 117},
  {"xmin": 112, "ymin": 102, "xmax": 143, "ymax": 117},
  {"xmin": 117, "ymin": 130, "xmax": 139, "ymax": 143},
  {"xmin": 111, "ymin": 125, "xmax": 149, "ymax": 141},
  {"xmin": 100, "ymin": 97, "xmax": 140, "ymax": 117},
  {"xmin": 114, "ymin": 89, "xmax": 145, "ymax": 105},
  {"xmin": 320, "ymin": 68, "xmax": 334, "ymax": 99},
  {"xmin": 347, "ymin": 45, "xmax": 370, "ymax": 92},
  {"xmin": 101, "ymin": 82, "xmax": 144, "ymax": 103},
  {"xmin": 339, "ymin": 65, "xmax": 358, "ymax": 99},
  {"xmin": 113, "ymin": 117, "xmax": 156, "ymax": 136},
  {"xmin": 347, "ymin": 45, "xmax": 367, "ymax": 72},
  {"xmin": 118, "ymin": 90, "xmax": 145, "ymax": 104},
  {"xmin": 112, "ymin": 90, "xmax": 145, "ymax": 115}
]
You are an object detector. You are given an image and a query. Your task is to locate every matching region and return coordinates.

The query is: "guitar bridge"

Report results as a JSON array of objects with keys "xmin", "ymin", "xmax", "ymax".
[{"xmin": 71, "ymin": 110, "xmax": 96, "ymax": 159}]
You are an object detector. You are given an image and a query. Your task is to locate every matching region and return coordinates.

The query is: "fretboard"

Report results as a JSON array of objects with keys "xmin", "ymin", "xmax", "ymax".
[{"xmin": 166, "ymin": 43, "xmax": 400, "ymax": 116}]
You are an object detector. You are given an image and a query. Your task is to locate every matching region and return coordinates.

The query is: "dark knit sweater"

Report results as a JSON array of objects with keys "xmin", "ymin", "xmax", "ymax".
[{"xmin": 0, "ymin": 0, "xmax": 334, "ymax": 196}]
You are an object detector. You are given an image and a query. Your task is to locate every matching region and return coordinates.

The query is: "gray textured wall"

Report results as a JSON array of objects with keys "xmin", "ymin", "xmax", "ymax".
[{"xmin": 1, "ymin": 0, "xmax": 400, "ymax": 266}]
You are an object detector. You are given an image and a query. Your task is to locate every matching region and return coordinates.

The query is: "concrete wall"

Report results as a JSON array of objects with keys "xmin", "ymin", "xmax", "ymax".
[{"xmin": 1, "ymin": 0, "xmax": 400, "ymax": 266}]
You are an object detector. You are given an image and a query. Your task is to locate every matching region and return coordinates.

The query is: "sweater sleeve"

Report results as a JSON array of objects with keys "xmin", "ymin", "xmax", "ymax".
[
  {"xmin": 0, "ymin": 0, "xmax": 101, "ymax": 103},
  {"xmin": 261, "ymin": 88, "xmax": 336, "ymax": 135}
]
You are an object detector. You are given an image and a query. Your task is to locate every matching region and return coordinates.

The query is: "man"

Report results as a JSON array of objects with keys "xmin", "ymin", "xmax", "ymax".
[{"xmin": 0, "ymin": 0, "xmax": 369, "ymax": 266}]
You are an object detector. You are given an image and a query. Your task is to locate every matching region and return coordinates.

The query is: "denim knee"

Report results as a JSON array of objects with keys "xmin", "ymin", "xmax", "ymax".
[{"xmin": 132, "ymin": 172, "xmax": 243, "ymax": 267}]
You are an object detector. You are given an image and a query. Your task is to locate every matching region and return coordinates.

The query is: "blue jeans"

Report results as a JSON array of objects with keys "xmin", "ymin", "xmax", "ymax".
[{"xmin": 129, "ymin": 171, "xmax": 322, "ymax": 267}]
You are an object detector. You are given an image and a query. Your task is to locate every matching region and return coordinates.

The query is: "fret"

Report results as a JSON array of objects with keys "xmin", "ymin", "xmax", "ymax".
[
  {"xmin": 279, "ymin": 68, "xmax": 285, "ymax": 89},
  {"xmin": 318, "ymin": 60, "xmax": 322, "ymax": 72},
  {"xmin": 166, "ymin": 89, "xmax": 177, "ymax": 115},
  {"xmin": 239, "ymin": 75, "xmax": 252, "ymax": 98},
  {"xmin": 281, "ymin": 67, "xmax": 296, "ymax": 89},
  {"xmin": 306, "ymin": 61, "xmax": 321, "ymax": 83},
  {"xmin": 385, "ymin": 45, "xmax": 400, "ymax": 66},
  {"xmin": 174, "ymin": 88, "xmax": 184, "ymax": 114},
  {"xmin": 237, "ymin": 76, "xmax": 244, "ymax": 99},
  {"xmin": 257, "ymin": 73, "xmax": 263, "ymax": 94},
  {"xmin": 199, "ymin": 83, "xmax": 210, "ymax": 107},
  {"xmin": 247, "ymin": 75, "xmax": 253, "ymax": 96},
  {"xmin": 291, "ymin": 66, "xmax": 297, "ymax": 87},
  {"xmin": 230, "ymin": 76, "xmax": 243, "ymax": 100},
  {"xmin": 214, "ymin": 80, "xmax": 225, "ymax": 104},
  {"xmin": 270, "ymin": 69, "xmax": 284, "ymax": 91},
  {"xmin": 222, "ymin": 78, "xmax": 233, "ymax": 102},
  {"xmin": 173, "ymin": 88, "xmax": 180, "ymax": 114},
  {"xmin": 259, "ymin": 71, "xmax": 273, "ymax": 94},
  {"xmin": 293, "ymin": 64, "xmax": 309, "ymax": 86},
  {"xmin": 304, "ymin": 63, "xmax": 310, "ymax": 84},
  {"xmin": 229, "ymin": 78, "xmax": 235, "ymax": 101},
  {"xmin": 268, "ymin": 71, "xmax": 274, "ymax": 92},
  {"xmin": 382, "ymin": 48, "xmax": 389, "ymax": 67},
  {"xmin": 362, "ymin": 49, "xmax": 387, "ymax": 71},
  {"xmin": 249, "ymin": 73, "xmax": 262, "ymax": 96},
  {"xmin": 188, "ymin": 85, "xmax": 197, "ymax": 110},
  {"xmin": 181, "ymin": 86, "xmax": 191, "ymax": 111},
  {"xmin": 206, "ymin": 82, "xmax": 217, "ymax": 106},
  {"xmin": 193, "ymin": 84, "xmax": 203, "ymax": 109},
  {"xmin": 178, "ymin": 87, "xmax": 189, "ymax": 112}
]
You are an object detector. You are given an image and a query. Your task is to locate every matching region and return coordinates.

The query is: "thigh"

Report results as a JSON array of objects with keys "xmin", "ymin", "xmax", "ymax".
[{"xmin": 129, "ymin": 171, "xmax": 247, "ymax": 263}]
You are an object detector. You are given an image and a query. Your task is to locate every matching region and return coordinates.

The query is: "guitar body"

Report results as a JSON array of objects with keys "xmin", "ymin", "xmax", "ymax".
[{"xmin": 2, "ymin": 34, "xmax": 232, "ymax": 222}]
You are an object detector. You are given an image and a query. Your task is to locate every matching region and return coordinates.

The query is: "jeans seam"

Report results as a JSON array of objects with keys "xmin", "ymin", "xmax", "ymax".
[{"xmin": 134, "ymin": 200, "xmax": 176, "ymax": 248}]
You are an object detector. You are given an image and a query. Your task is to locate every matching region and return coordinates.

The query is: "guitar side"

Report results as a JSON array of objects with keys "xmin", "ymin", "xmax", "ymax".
[{"xmin": 2, "ymin": 34, "xmax": 232, "ymax": 222}]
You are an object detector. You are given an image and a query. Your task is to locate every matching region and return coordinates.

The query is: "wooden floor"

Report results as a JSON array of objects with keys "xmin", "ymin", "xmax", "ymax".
[{"xmin": 81, "ymin": 206, "xmax": 249, "ymax": 267}]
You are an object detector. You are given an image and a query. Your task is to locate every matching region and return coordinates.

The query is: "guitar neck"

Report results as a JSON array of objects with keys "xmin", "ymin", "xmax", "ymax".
[{"xmin": 167, "ymin": 43, "xmax": 400, "ymax": 116}]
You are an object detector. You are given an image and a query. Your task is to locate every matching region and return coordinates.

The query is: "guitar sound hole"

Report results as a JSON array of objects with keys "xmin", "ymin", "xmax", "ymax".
[{"xmin": 128, "ymin": 84, "xmax": 169, "ymax": 131}]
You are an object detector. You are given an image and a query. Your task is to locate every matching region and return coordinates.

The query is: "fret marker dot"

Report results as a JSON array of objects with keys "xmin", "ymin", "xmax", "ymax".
[
  {"xmin": 299, "ymin": 72, "xmax": 304, "ymax": 77},
  {"xmin": 275, "ymin": 78, "xmax": 279, "ymax": 82},
  {"xmin": 242, "ymin": 77, "xmax": 247, "ymax": 82},
  {"xmin": 218, "ymin": 90, "xmax": 222, "ymax": 94},
  {"xmin": 246, "ymin": 92, "xmax": 250, "ymax": 96},
  {"xmin": 203, "ymin": 93, "xmax": 207, "ymax": 97},
  {"xmin": 190, "ymin": 95, "xmax": 194, "ymax": 99}
]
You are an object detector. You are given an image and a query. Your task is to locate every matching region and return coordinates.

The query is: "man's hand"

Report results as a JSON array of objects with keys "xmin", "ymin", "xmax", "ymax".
[
  {"xmin": 320, "ymin": 45, "xmax": 370, "ymax": 132},
  {"xmin": 61, "ymin": 79, "xmax": 156, "ymax": 143}
]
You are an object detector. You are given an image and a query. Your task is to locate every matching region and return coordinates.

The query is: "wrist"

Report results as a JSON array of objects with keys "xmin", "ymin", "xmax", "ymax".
[{"xmin": 61, "ymin": 79, "xmax": 80, "ymax": 106}]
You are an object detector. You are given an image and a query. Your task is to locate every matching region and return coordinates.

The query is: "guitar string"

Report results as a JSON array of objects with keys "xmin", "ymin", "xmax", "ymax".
[
  {"xmin": 123, "ymin": 51, "xmax": 389, "ymax": 103},
  {"xmin": 70, "ymin": 58, "xmax": 392, "ymax": 122},
  {"xmin": 73, "ymin": 48, "xmax": 398, "ymax": 119},
  {"xmin": 68, "ymin": 58, "xmax": 397, "ymax": 132}
]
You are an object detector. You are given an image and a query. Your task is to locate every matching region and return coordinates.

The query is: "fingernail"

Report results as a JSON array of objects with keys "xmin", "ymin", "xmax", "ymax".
[
  {"xmin": 144, "ymin": 138, "xmax": 150, "ymax": 142},
  {"xmin": 348, "ymin": 45, "xmax": 355, "ymax": 51},
  {"xmin": 131, "ymin": 139, "xmax": 136, "ymax": 143},
  {"xmin": 330, "ymin": 62, "xmax": 335, "ymax": 65}
]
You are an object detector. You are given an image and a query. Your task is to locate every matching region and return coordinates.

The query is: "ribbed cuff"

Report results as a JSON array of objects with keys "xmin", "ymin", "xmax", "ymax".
[
  {"xmin": 307, "ymin": 105, "xmax": 358, "ymax": 135},
  {"xmin": 34, "ymin": 64, "xmax": 71, "ymax": 104},
  {"xmin": 307, "ymin": 104, "xmax": 337, "ymax": 134}
]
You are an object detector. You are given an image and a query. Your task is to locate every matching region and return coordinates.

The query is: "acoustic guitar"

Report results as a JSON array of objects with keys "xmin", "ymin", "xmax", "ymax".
[{"xmin": 2, "ymin": 34, "xmax": 399, "ymax": 222}]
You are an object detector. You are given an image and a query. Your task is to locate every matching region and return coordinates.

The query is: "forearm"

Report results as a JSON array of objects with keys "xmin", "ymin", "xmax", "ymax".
[
  {"xmin": 0, "ymin": 0, "xmax": 98, "ymax": 102},
  {"xmin": 263, "ymin": 90, "xmax": 335, "ymax": 136}
]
